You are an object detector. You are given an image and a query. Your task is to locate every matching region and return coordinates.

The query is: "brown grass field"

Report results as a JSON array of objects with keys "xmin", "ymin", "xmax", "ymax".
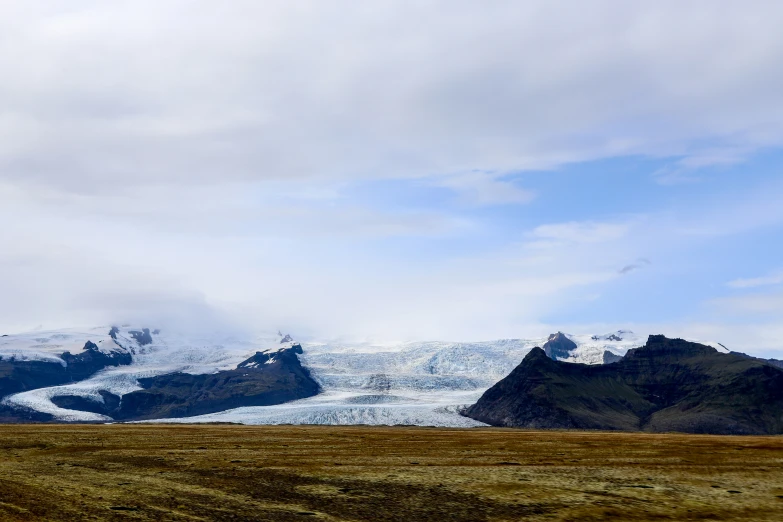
[{"xmin": 0, "ymin": 425, "xmax": 782, "ymax": 520}]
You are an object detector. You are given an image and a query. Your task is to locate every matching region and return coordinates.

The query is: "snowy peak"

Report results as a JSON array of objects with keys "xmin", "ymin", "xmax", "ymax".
[
  {"xmin": 542, "ymin": 332, "xmax": 577, "ymax": 360},
  {"xmin": 108, "ymin": 326, "xmax": 162, "ymax": 354},
  {"xmin": 128, "ymin": 328, "xmax": 154, "ymax": 346},
  {"xmin": 237, "ymin": 344, "xmax": 304, "ymax": 368},
  {"xmin": 538, "ymin": 331, "xmax": 641, "ymax": 365},
  {"xmin": 591, "ymin": 330, "xmax": 634, "ymax": 342},
  {"xmin": 0, "ymin": 326, "xmax": 133, "ymax": 365}
]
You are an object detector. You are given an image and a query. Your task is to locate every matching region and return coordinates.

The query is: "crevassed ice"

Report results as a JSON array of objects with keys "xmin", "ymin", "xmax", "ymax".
[{"xmin": 3, "ymin": 328, "xmax": 644, "ymax": 425}]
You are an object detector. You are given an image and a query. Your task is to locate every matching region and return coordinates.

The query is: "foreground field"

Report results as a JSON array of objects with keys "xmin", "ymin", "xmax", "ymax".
[{"xmin": 0, "ymin": 425, "xmax": 782, "ymax": 520}]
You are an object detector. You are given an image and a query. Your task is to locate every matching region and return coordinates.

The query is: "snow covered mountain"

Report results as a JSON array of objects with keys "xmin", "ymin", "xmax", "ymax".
[
  {"xmin": 0, "ymin": 326, "xmax": 649, "ymax": 425},
  {"xmin": 1, "ymin": 326, "xmax": 297, "ymax": 421}
]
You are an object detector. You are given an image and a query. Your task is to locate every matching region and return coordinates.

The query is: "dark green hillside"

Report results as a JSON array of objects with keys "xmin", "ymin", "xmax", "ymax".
[{"xmin": 464, "ymin": 335, "xmax": 783, "ymax": 434}]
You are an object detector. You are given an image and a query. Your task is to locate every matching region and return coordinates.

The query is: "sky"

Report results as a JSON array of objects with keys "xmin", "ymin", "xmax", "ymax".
[{"xmin": 2, "ymin": 1, "xmax": 783, "ymax": 356}]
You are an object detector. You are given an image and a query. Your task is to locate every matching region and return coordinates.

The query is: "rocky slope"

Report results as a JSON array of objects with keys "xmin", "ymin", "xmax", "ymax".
[
  {"xmin": 0, "ymin": 339, "xmax": 132, "ymax": 421},
  {"xmin": 42, "ymin": 345, "xmax": 320, "ymax": 421},
  {"xmin": 463, "ymin": 335, "xmax": 783, "ymax": 435},
  {"xmin": 731, "ymin": 351, "xmax": 783, "ymax": 369},
  {"xmin": 542, "ymin": 332, "xmax": 576, "ymax": 360},
  {"xmin": 111, "ymin": 344, "xmax": 320, "ymax": 420}
]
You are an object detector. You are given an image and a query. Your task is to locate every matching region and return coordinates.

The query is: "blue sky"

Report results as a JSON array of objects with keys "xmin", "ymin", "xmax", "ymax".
[
  {"xmin": 1, "ymin": 1, "xmax": 783, "ymax": 355},
  {"xmin": 269, "ymin": 151, "xmax": 783, "ymax": 352}
]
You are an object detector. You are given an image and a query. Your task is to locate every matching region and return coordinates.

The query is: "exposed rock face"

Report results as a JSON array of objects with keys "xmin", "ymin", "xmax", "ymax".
[
  {"xmin": 0, "ymin": 359, "xmax": 71, "ymax": 401},
  {"xmin": 602, "ymin": 351, "xmax": 623, "ymax": 364},
  {"xmin": 542, "ymin": 332, "xmax": 576, "ymax": 360},
  {"xmin": 60, "ymin": 343, "xmax": 133, "ymax": 381},
  {"xmin": 51, "ymin": 391, "xmax": 122, "ymax": 416},
  {"xmin": 463, "ymin": 335, "xmax": 783, "ymax": 435},
  {"xmin": 128, "ymin": 328, "xmax": 153, "ymax": 346},
  {"xmin": 111, "ymin": 344, "xmax": 320, "ymax": 420},
  {"xmin": 0, "ymin": 341, "xmax": 132, "ymax": 403}
]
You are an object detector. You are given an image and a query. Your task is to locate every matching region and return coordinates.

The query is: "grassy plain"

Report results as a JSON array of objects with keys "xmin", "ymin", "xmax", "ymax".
[{"xmin": 0, "ymin": 424, "xmax": 782, "ymax": 520}]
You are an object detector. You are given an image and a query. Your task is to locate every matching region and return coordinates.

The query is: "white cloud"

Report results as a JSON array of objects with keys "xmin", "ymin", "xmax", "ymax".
[
  {"xmin": 1, "ymin": 2, "xmax": 783, "ymax": 348},
  {"xmin": 727, "ymin": 270, "xmax": 783, "ymax": 289},
  {"xmin": 531, "ymin": 221, "xmax": 632, "ymax": 244},
  {"xmin": 653, "ymin": 147, "xmax": 751, "ymax": 185},
  {"xmin": 0, "ymin": 181, "xmax": 626, "ymax": 339},
  {"xmin": 434, "ymin": 172, "xmax": 535, "ymax": 206},
  {"xmin": 1, "ymin": 1, "xmax": 783, "ymax": 194}
]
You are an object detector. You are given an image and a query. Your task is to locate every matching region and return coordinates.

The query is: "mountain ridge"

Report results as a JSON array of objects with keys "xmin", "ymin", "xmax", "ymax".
[{"xmin": 463, "ymin": 335, "xmax": 783, "ymax": 435}]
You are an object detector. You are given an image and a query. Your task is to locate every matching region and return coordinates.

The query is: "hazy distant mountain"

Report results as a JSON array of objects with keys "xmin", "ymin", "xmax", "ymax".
[{"xmin": 464, "ymin": 335, "xmax": 783, "ymax": 435}]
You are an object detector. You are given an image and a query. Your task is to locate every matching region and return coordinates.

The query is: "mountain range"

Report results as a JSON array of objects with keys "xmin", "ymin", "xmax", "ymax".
[{"xmin": 2, "ymin": 326, "xmax": 781, "ymax": 433}]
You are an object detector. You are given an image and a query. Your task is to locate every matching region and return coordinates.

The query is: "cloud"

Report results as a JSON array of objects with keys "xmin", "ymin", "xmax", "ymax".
[
  {"xmin": 531, "ymin": 221, "xmax": 632, "ymax": 244},
  {"xmin": 434, "ymin": 172, "xmax": 535, "ymax": 206},
  {"xmin": 1, "ymin": 1, "xmax": 783, "ymax": 195},
  {"xmin": 1, "ymin": 2, "xmax": 783, "ymax": 348},
  {"xmin": 727, "ymin": 270, "xmax": 783, "ymax": 289},
  {"xmin": 653, "ymin": 147, "xmax": 751, "ymax": 185}
]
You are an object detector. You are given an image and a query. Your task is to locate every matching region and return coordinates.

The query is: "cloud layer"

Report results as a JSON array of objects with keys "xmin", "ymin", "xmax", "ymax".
[
  {"xmin": 2, "ymin": 1, "xmax": 783, "ymax": 192},
  {"xmin": 2, "ymin": 2, "xmax": 783, "ymax": 355}
]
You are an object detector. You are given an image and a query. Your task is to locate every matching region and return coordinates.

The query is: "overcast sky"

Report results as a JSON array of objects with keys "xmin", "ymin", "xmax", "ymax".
[{"xmin": 2, "ymin": 1, "xmax": 783, "ymax": 355}]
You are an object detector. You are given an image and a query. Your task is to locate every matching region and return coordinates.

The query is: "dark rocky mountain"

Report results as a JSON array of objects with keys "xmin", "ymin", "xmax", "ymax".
[
  {"xmin": 542, "ymin": 332, "xmax": 576, "ymax": 360},
  {"xmin": 602, "ymin": 350, "xmax": 624, "ymax": 364},
  {"xmin": 49, "ymin": 344, "xmax": 320, "ymax": 421},
  {"xmin": 0, "ymin": 342, "xmax": 131, "ymax": 402},
  {"xmin": 128, "ymin": 328, "xmax": 154, "ymax": 346},
  {"xmin": 51, "ymin": 390, "xmax": 122, "ymax": 415},
  {"xmin": 463, "ymin": 335, "xmax": 783, "ymax": 435}
]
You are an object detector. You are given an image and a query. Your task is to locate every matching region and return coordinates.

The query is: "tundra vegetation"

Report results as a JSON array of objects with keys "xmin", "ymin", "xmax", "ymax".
[{"xmin": 0, "ymin": 425, "xmax": 782, "ymax": 520}]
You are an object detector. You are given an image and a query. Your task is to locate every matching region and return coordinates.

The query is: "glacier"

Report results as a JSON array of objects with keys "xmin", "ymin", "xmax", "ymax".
[{"xmin": 0, "ymin": 327, "xmax": 677, "ymax": 426}]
